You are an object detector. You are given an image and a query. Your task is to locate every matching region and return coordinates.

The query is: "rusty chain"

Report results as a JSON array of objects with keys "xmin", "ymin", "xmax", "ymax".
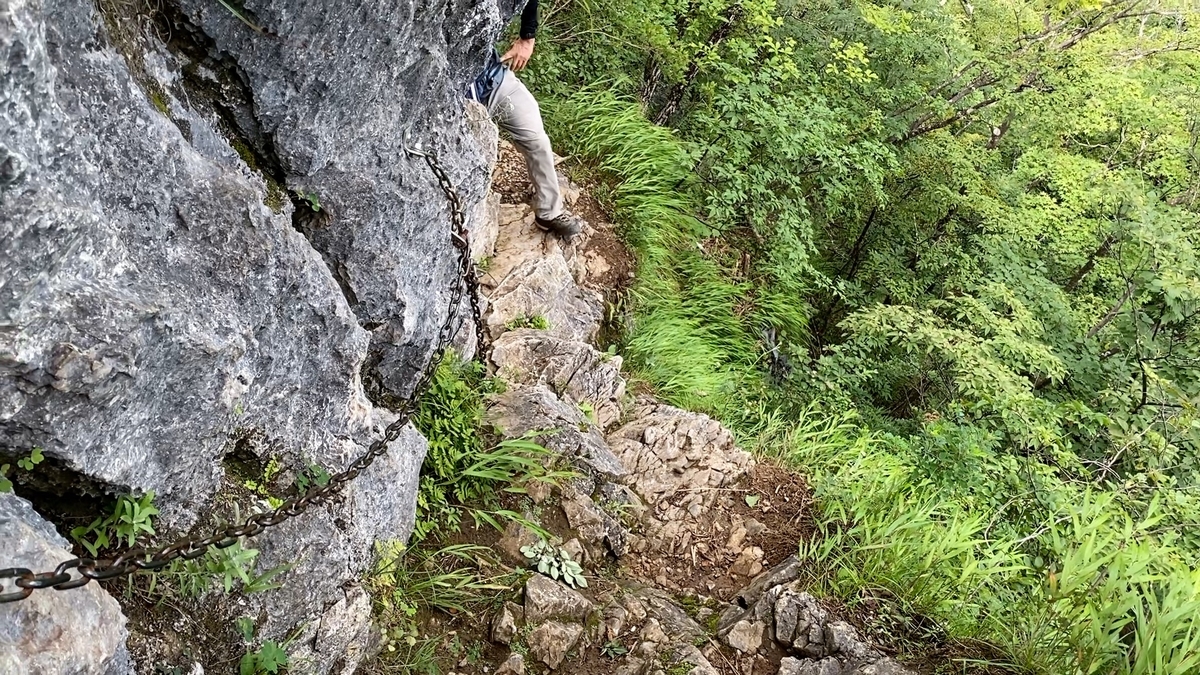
[{"xmin": 0, "ymin": 141, "xmax": 488, "ymax": 603}]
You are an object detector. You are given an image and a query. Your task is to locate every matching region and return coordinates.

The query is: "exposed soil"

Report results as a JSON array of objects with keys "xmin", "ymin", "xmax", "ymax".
[{"xmin": 621, "ymin": 462, "xmax": 815, "ymax": 604}]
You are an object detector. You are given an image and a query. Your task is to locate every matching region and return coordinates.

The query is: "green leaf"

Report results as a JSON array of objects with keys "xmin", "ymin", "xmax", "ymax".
[
  {"xmin": 257, "ymin": 642, "xmax": 287, "ymax": 673},
  {"xmin": 744, "ymin": 494, "xmax": 761, "ymax": 508}
]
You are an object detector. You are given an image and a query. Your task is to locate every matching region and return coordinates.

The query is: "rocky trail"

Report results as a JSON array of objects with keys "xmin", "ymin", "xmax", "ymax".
[{"xmin": 400, "ymin": 141, "xmax": 920, "ymax": 675}]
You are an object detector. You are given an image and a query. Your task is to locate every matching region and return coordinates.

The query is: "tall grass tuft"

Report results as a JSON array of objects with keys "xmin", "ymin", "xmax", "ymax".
[
  {"xmin": 545, "ymin": 88, "xmax": 807, "ymax": 414},
  {"xmin": 543, "ymin": 88, "xmax": 1200, "ymax": 675}
]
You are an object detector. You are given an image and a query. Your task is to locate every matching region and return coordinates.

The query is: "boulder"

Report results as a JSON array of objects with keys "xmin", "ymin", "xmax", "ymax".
[
  {"xmin": 486, "ymin": 385, "xmax": 626, "ymax": 481},
  {"xmin": 527, "ymin": 620, "xmax": 584, "ymax": 669},
  {"xmin": 0, "ymin": 494, "xmax": 128, "ymax": 674},
  {"xmin": 490, "ymin": 330, "xmax": 626, "ymax": 429},
  {"xmin": 172, "ymin": 0, "xmax": 502, "ymax": 401},
  {"xmin": 486, "ymin": 255, "xmax": 604, "ymax": 343},
  {"xmin": 1, "ymin": 0, "xmax": 385, "ymax": 526},
  {"xmin": 524, "ymin": 573, "xmax": 595, "ymax": 625},
  {"xmin": 1, "ymin": 0, "xmax": 511, "ymax": 667}
]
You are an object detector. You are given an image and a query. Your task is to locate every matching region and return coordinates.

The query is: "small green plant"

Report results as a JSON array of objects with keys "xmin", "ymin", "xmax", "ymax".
[
  {"xmin": 577, "ymin": 401, "xmax": 597, "ymax": 425},
  {"xmin": 243, "ymin": 457, "xmax": 282, "ymax": 494},
  {"xmin": 504, "ymin": 314, "xmax": 550, "ymax": 330},
  {"xmin": 164, "ymin": 538, "xmax": 290, "ymax": 598},
  {"xmin": 236, "ymin": 613, "xmax": 288, "ymax": 675},
  {"xmin": 217, "ymin": 0, "xmax": 265, "ymax": 34},
  {"xmin": 601, "ymin": 640, "xmax": 628, "ymax": 658},
  {"xmin": 71, "ymin": 492, "xmax": 159, "ymax": 556},
  {"xmin": 293, "ymin": 189, "xmax": 321, "ymax": 212},
  {"xmin": 521, "ymin": 539, "xmax": 587, "ymax": 588},
  {"xmin": 17, "ymin": 448, "xmax": 44, "ymax": 471},
  {"xmin": 239, "ymin": 641, "xmax": 287, "ymax": 675},
  {"xmin": 412, "ymin": 354, "xmax": 568, "ymax": 543},
  {"xmin": 293, "ymin": 463, "xmax": 331, "ymax": 493},
  {"xmin": 1, "ymin": 448, "xmax": 47, "ymax": 492},
  {"xmin": 159, "ymin": 507, "xmax": 291, "ymax": 598}
]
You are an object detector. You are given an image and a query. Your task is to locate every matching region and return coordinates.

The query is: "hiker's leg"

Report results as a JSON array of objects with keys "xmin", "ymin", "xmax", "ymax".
[{"xmin": 489, "ymin": 69, "xmax": 563, "ymax": 221}]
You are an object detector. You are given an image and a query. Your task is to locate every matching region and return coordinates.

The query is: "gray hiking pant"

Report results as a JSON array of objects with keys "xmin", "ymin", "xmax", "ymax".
[{"xmin": 486, "ymin": 68, "xmax": 563, "ymax": 221}]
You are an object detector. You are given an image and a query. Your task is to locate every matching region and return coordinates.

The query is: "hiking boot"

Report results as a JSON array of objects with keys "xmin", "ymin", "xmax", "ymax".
[{"xmin": 535, "ymin": 212, "xmax": 584, "ymax": 240}]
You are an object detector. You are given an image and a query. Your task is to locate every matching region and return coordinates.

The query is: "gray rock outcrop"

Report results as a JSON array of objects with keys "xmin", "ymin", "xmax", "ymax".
[
  {"xmin": 0, "ymin": 494, "xmax": 128, "ymax": 674},
  {"xmin": 2, "ymin": 0, "xmax": 512, "ymax": 670},
  {"xmin": 490, "ymin": 329, "xmax": 626, "ymax": 429}
]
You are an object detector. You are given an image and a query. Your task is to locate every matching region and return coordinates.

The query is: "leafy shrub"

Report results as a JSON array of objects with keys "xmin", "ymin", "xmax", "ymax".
[
  {"xmin": 71, "ymin": 492, "xmax": 159, "ymax": 556},
  {"xmin": 411, "ymin": 353, "xmax": 567, "ymax": 543}
]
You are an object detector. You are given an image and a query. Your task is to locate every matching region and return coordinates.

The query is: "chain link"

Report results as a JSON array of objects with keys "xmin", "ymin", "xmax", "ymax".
[{"xmin": 0, "ymin": 142, "xmax": 487, "ymax": 603}]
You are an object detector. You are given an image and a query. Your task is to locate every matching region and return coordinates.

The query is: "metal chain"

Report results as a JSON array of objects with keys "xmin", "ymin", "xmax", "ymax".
[
  {"xmin": 403, "ymin": 143, "xmax": 489, "ymax": 358},
  {"xmin": 0, "ymin": 142, "xmax": 486, "ymax": 603}
]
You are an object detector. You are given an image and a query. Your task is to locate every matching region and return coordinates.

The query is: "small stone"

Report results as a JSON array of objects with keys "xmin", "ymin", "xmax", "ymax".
[
  {"xmin": 615, "ymin": 658, "xmax": 647, "ymax": 675},
  {"xmin": 730, "ymin": 546, "xmax": 764, "ymax": 577},
  {"xmin": 604, "ymin": 605, "xmax": 628, "ymax": 639},
  {"xmin": 562, "ymin": 537, "xmax": 586, "ymax": 565},
  {"xmin": 774, "ymin": 590, "xmax": 829, "ymax": 657},
  {"xmin": 640, "ymin": 618, "xmax": 669, "ymax": 645},
  {"xmin": 527, "ymin": 480, "xmax": 553, "ymax": 503},
  {"xmin": 723, "ymin": 619, "xmax": 765, "ymax": 654},
  {"xmin": 778, "ymin": 657, "xmax": 841, "ymax": 675},
  {"xmin": 527, "ymin": 621, "xmax": 584, "ymax": 669},
  {"xmin": 726, "ymin": 525, "xmax": 749, "ymax": 552},
  {"xmin": 492, "ymin": 604, "xmax": 519, "ymax": 644},
  {"xmin": 744, "ymin": 518, "xmax": 767, "ymax": 537},
  {"xmin": 825, "ymin": 621, "xmax": 875, "ymax": 660},
  {"xmin": 498, "ymin": 520, "xmax": 541, "ymax": 565},
  {"xmin": 621, "ymin": 594, "xmax": 648, "ymax": 622},
  {"xmin": 496, "ymin": 652, "xmax": 526, "ymax": 675}
]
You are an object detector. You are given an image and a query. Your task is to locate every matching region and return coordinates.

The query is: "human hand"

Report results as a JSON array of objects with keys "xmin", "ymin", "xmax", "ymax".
[{"xmin": 501, "ymin": 38, "xmax": 536, "ymax": 71}]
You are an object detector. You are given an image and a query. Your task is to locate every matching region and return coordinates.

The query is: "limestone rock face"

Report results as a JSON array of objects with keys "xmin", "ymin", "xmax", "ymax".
[
  {"xmin": 2, "ymin": 0, "xmax": 509, "ymax": 670},
  {"xmin": 171, "ymin": 0, "xmax": 506, "ymax": 400},
  {"xmin": 0, "ymin": 494, "xmax": 128, "ymax": 674},
  {"xmin": 490, "ymin": 329, "xmax": 626, "ymax": 429}
]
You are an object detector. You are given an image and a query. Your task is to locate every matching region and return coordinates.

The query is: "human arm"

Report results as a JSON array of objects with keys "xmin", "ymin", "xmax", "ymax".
[{"xmin": 501, "ymin": 0, "xmax": 538, "ymax": 71}]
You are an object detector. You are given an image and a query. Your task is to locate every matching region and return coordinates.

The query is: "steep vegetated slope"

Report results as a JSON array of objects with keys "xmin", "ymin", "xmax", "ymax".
[{"xmin": 514, "ymin": 0, "xmax": 1200, "ymax": 673}]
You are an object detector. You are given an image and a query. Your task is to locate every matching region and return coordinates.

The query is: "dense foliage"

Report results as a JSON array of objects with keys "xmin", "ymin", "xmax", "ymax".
[{"xmin": 520, "ymin": 0, "xmax": 1200, "ymax": 671}]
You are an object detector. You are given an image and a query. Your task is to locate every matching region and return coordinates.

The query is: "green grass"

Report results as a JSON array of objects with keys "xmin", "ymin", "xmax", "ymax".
[{"xmin": 541, "ymin": 88, "xmax": 1200, "ymax": 675}]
